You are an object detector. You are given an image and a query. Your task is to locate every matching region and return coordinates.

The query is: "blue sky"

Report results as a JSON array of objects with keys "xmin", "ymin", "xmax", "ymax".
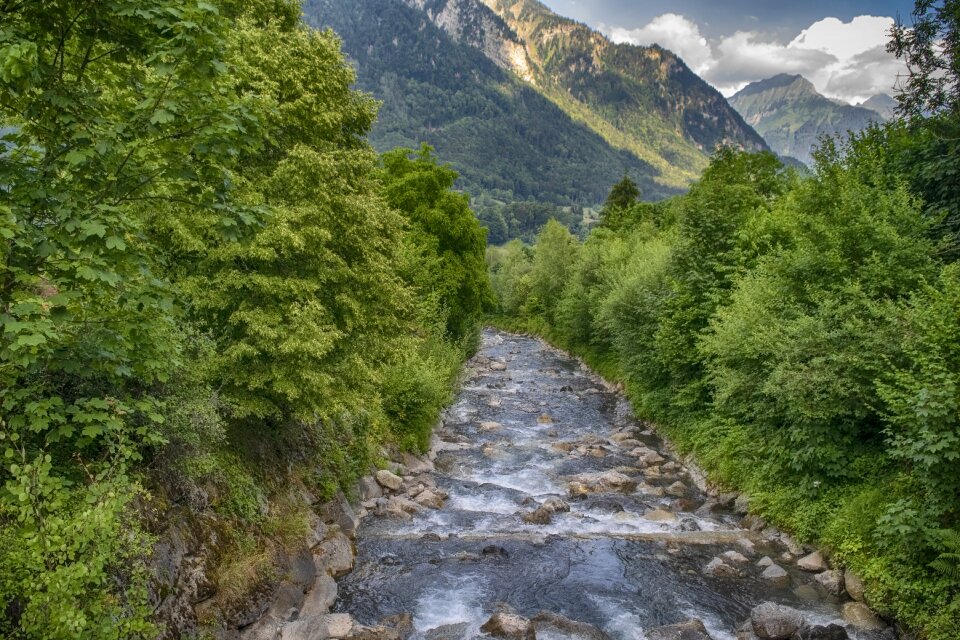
[{"xmin": 540, "ymin": 0, "xmax": 916, "ymax": 102}]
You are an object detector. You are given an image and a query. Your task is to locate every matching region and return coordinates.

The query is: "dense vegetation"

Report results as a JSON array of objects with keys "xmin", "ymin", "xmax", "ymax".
[
  {"xmin": 0, "ymin": 1, "xmax": 490, "ymax": 637},
  {"xmin": 488, "ymin": 4, "xmax": 960, "ymax": 637},
  {"xmin": 302, "ymin": 0, "xmax": 672, "ymax": 213}
]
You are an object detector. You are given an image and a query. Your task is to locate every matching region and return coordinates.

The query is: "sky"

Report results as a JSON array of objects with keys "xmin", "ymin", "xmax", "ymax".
[{"xmin": 540, "ymin": 0, "xmax": 918, "ymax": 103}]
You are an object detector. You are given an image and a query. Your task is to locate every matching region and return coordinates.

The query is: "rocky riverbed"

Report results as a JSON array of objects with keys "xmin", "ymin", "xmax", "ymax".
[{"xmin": 242, "ymin": 329, "xmax": 897, "ymax": 640}]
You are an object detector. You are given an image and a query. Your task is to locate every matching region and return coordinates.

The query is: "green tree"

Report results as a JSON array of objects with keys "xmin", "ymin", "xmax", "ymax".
[{"xmin": 529, "ymin": 220, "xmax": 580, "ymax": 325}]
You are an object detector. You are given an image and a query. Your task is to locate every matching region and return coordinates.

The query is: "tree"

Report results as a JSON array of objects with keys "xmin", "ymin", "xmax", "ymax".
[
  {"xmin": 889, "ymin": 0, "xmax": 960, "ymax": 118},
  {"xmin": 600, "ymin": 175, "xmax": 640, "ymax": 230}
]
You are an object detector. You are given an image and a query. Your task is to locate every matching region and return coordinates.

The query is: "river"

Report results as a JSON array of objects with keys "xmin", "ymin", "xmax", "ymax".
[{"xmin": 332, "ymin": 330, "xmax": 878, "ymax": 640}]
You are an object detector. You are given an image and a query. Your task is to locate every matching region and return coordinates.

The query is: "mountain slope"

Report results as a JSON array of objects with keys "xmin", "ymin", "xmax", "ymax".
[
  {"xmin": 861, "ymin": 93, "xmax": 898, "ymax": 120},
  {"xmin": 478, "ymin": 0, "xmax": 768, "ymax": 179},
  {"xmin": 730, "ymin": 74, "xmax": 886, "ymax": 166},
  {"xmin": 302, "ymin": 0, "xmax": 674, "ymax": 207}
]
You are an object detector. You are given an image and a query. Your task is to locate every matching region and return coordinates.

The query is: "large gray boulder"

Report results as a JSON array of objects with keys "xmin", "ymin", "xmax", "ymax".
[
  {"xmin": 530, "ymin": 611, "xmax": 610, "ymax": 640},
  {"xmin": 644, "ymin": 619, "xmax": 713, "ymax": 640},
  {"xmin": 749, "ymin": 603, "xmax": 804, "ymax": 639}
]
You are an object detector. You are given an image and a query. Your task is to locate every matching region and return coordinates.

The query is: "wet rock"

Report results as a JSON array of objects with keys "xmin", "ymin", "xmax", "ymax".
[
  {"xmin": 380, "ymin": 614, "xmax": 414, "ymax": 640},
  {"xmin": 282, "ymin": 613, "xmax": 355, "ymax": 640},
  {"xmin": 794, "ymin": 624, "xmax": 849, "ymax": 640},
  {"xmin": 844, "ymin": 570, "xmax": 865, "ymax": 602},
  {"xmin": 749, "ymin": 602, "xmax": 804, "ymax": 639},
  {"xmin": 424, "ymin": 623, "xmax": 469, "ymax": 640},
  {"xmin": 541, "ymin": 497, "xmax": 570, "ymax": 513},
  {"xmin": 797, "ymin": 551, "xmax": 828, "ymax": 573},
  {"xmin": 300, "ymin": 573, "xmax": 338, "ymax": 617},
  {"xmin": 644, "ymin": 508, "xmax": 678, "ymax": 523},
  {"xmin": 841, "ymin": 603, "xmax": 885, "ymax": 630},
  {"xmin": 814, "ymin": 570, "xmax": 844, "ymax": 597},
  {"xmin": 742, "ymin": 515, "xmax": 767, "ymax": 531},
  {"xmin": 538, "ymin": 414, "xmax": 553, "ymax": 424},
  {"xmin": 758, "ymin": 556, "xmax": 775, "ymax": 568},
  {"xmin": 414, "ymin": 490, "xmax": 445, "ymax": 510},
  {"xmin": 644, "ymin": 619, "xmax": 712, "ymax": 640},
  {"xmin": 480, "ymin": 612, "xmax": 536, "ymax": 640},
  {"xmin": 482, "ymin": 545, "xmax": 510, "ymax": 558},
  {"xmin": 736, "ymin": 538, "xmax": 756, "ymax": 555},
  {"xmin": 375, "ymin": 470, "xmax": 403, "ymax": 492},
  {"xmin": 552, "ymin": 442, "xmax": 576, "ymax": 453},
  {"xmin": 488, "ymin": 397, "xmax": 503, "ymax": 408},
  {"xmin": 734, "ymin": 494, "xmax": 751, "ymax": 515},
  {"xmin": 761, "ymin": 564, "xmax": 790, "ymax": 587},
  {"xmin": 313, "ymin": 532, "xmax": 354, "ymax": 577},
  {"xmin": 666, "ymin": 481, "xmax": 688, "ymax": 497},
  {"xmin": 703, "ymin": 557, "xmax": 744, "ymax": 578},
  {"xmin": 792, "ymin": 585, "xmax": 820, "ymax": 602},
  {"xmin": 568, "ymin": 471, "xmax": 637, "ymax": 495},
  {"xmin": 322, "ymin": 493, "xmax": 359, "ymax": 540},
  {"xmin": 522, "ymin": 506, "xmax": 552, "ymax": 525},
  {"xmin": 421, "ymin": 533, "xmax": 443, "ymax": 542},
  {"xmin": 358, "ymin": 477, "xmax": 382, "ymax": 502},
  {"xmin": 489, "ymin": 361, "xmax": 508, "ymax": 371},
  {"xmin": 401, "ymin": 453, "xmax": 433, "ymax": 474},
  {"xmin": 721, "ymin": 550, "xmax": 750, "ymax": 564},
  {"xmin": 679, "ymin": 518, "xmax": 701, "ymax": 532},
  {"xmin": 530, "ymin": 611, "xmax": 610, "ymax": 640}
]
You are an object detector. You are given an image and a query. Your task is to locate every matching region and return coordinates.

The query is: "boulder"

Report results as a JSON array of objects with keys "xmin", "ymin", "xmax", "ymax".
[
  {"xmin": 814, "ymin": 570, "xmax": 844, "ymax": 597},
  {"xmin": 414, "ymin": 490, "xmax": 445, "ymax": 510},
  {"xmin": 281, "ymin": 613, "xmax": 355, "ymax": 640},
  {"xmin": 521, "ymin": 507, "xmax": 552, "ymax": 525},
  {"xmin": 737, "ymin": 538, "xmax": 756, "ymax": 555},
  {"xmin": 749, "ymin": 603, "xmax": 804, "ymax": 639},
  {"xmin": 480, "ymin": 612, "xmax": 536, "ymax": 640},
  {"xmin": 538, "ymin": 414, "xmax": 554, "ymax": 424},
  {"xmin": 761, "ymin": 564, "xmax": 790, "ymax": 588},
  {"xmin": 375, "ymin": 470, "xmax": 403, "ymax": 492},
  {"xmin": 844, "ymin": 570, "xmax": 865, "ymax": 602},
  {"xmin": 358, "ymin": 476, "xmax": 382, "ymax": 502},
  {"xmin": 841, "ymin": 603, "xmax": 885, "ymax": 631},
  {"xmin": 797, "ymin": 551, "xmax": 827, "ymax": 573},
  {"xmin": 757, "ymin": 557, "xmax": 775, "ymax": 568},
  {"xmin": 489, "ymin": 361, "xmax": 507, "ymax": 371},
  {"xmin": 313, "ymin": 532, "xmax": 354, "ymax": 577},
  {"xmin": 322, "ymin": 493, "xmax": 360, "ymax": 540},
  {"xmin": 541, "ymin": 497, "xmax": 570, "ymax": 513},
  {"xmin": 644, "ymin": 508, "xmax": 678, "ymax": 523},
  {"xmin": 380, "ymin": 614, "xmax": 414, "ymax": 640},
  {"xmin": 424, "ymin": 622, "xmax": 469, "ymax": 640},
  {"xmin": 644, "ymin": 619, "xmax": 712, "ymax": 640},
  {"xmin": 794, "ymin": 624, "xmax": 849, "ymax": 640},
  {"xmin": 480, "ymin": 421, "xmax": 503, "ymax": 432},
  {"xmin": 734, "ymin": 494, "xmax": 750, "ymax": 515},
  {"xmin": 721, "ymin": 551, "xmax": 750, "ymax": 564},
  {"xmin": 402, "ymin": 453, "xmax": 434, "ymax": 474},
  {"xmin": 666, "ymin": 481, "xmax": 688, "ymax": 497},
  {"xmin": 703, "ymin": 557, "xmax": 744, "ymax": 578},
  {"xmin": 299, "ymin": 573, "xmax": 338, "ymax": 617},
  {"xmin": 530, "ymin": 611, "xmax": 610, "ymax": 640}
]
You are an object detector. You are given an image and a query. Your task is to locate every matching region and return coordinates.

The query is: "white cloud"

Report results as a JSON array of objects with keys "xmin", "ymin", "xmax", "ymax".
[
  {"xmin": 601, "ymin": 14, "xmax": 905, "ymax": 104},
  {"xmin": 605, "ymin": 14, "xmax": 712, "ymax": 74}
]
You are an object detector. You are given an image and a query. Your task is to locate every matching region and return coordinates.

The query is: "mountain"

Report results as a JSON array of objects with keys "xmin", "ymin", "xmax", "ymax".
[
  {"xmin": 729, "ymin": 74, "xmax": 887, "ymax": 167},
  {"xmin": 861, "ymin": 93, "xmax": 898, "ymax": 120},
  {"xmin": 302, "ymin": 0, "xmax": 767, "ymax": 210}
]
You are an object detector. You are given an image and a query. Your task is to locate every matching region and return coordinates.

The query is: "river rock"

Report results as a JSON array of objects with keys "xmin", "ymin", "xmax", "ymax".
[
  {"xmin": 424, "ymin": 622, "xmax": 469, "ymax": 640},
  {"xmin": 644, "ymin": 508, "xmax": 678, "ymax": 523},
  {"xmin": 380, "ymin": 614, "xmax": 414, "ymax": 640},
  {"xmin": 322, "ymin": 492, "xmax": 360, "ymax": 540},
  {"xmin": 569, "ymin": 471, "xmax": 637, "ymax": 494},
  {"xmin": 814, "ymin": 570, "xmax": 844, "ymax": 597},
  {"xmin": 666, "ymin": 481, "xmax": 688, "ymax": 497},
  {"xmin": 480, "ymin": 612, "xmax": 536, "ymax": 640},
  {"xmin": 313, "ymin": 532, "xmax": 354, "ymax": 577},
  {"xmin": 721, "ymin": 550, "xmax": 750, "ymax": 564},
  {"xmin": 844, "ymin": 570, "xmax": 865, "ymax": 602},
  {"xmin": 359, "ymin": 476, "xmax": 382, "ymax": 501},
  {"xmin": 794, "ymin": 624, "xmax": 849, "ymax": 640},
  {"xmin": 522, "ymin": 506, "xmax": 552, "ymax": 525},
  {"xmin": 797, "ymin": 551, "xmax": 827, "ymax": 572},
  {"xmin": 401, "ymin": 453, "xmax": 433, "ymax": 474},
  {"xmin": 299, "ymin": 573, "xmax": 338, "ymax": 617},
  {"xmin": 414, "ymin": 490, "xmax": 445, "ymax": 510},
  {"xmin": 531, "ymin": 611, "xmax": 610, "ymax": 640},
  {"xmin": 480, "ymin": 421, "xmax": 502, "ymax": 432},
  {"xmin": 282, "ymin": 613, "xmax": 355, "ymax": 640},
  {"xmin": 489, "ymin": 360, "xmax": 507, "ymax": 371},
  {"xmin": 540, "ymin": 497, "xmax": 570, "ymax": 513},
  {"xmin": 644, "ymin": 619, "xmax": 712, "ymax": 640},
  {"xmin": 761, "ymin": 564, "xmax": 790, "ymax": 587},
  {"xmin": 734, "ymin": 494, "xmax": 750, "ymax": 515},
  {"xmin": 841, "ymin": 603, "xmax": 885, "ymax": 630},
  {"xmin": 375, "ymin": 470, "xmax": 403, "ymax": 492},
  {"xmin": 703, "ymin": 557, "xmax": 744, "ymax": 578},
  {"xmin": 749, "ymin": 603, "xmax": 804, "ymax": 639},
  {"xmin": 737, "ymin": 538, "xmax": 756, "ymax": 555}
]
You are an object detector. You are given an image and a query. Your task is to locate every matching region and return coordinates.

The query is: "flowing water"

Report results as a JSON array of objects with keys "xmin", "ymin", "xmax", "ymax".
[{"xmin": 335, "ymin": 330, "xmax": 868, "ymax": 640}]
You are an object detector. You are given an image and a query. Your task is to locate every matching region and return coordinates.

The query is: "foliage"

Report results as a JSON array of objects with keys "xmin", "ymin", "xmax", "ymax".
[{"xmin": 889, "ymin": 0, "xmax": 960, "ymax": 118}]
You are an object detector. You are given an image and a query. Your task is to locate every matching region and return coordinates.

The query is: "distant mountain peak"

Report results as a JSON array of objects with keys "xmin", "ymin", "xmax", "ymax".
[{"xmin": 729, "ymin": 74, "xmax": 888, "ymax": 167}]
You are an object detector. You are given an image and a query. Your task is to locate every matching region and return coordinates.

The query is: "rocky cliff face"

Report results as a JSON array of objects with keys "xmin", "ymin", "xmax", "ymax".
[{"xmin": 729, "ymin": 74, "xmax": 887, "ymax": 166}]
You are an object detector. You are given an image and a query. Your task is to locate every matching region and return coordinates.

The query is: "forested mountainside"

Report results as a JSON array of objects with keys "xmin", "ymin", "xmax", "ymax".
[
  {"xmin": 303, "ymin": 0, "xmax": 768, "ymax": 211},
  {"xmin": 302, "ymin": 0, "xmax": 671, "ymax": 215},
  {"xmin": 730, "ymin": 74, "xmax": 888, "ymax": 166}
]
